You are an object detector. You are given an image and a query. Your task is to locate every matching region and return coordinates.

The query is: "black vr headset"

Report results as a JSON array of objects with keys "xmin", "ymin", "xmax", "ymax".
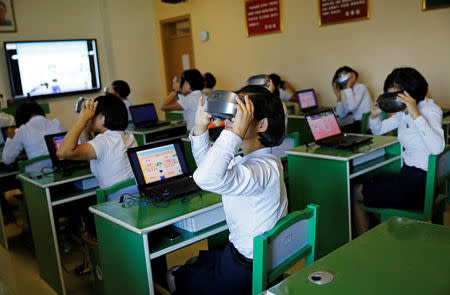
[
  {"xmin": 376, "ymin": 90, "xmax": 406, "ymax": 113},
  {"xmin": 334, "ymin": 73, "xmax": 352, "ymax": 90}
]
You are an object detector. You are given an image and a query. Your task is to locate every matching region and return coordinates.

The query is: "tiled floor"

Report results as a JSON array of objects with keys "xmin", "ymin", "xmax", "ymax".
[{"xmin": 1, "ymin": 204, "xmax": 449, "ymax": 295}]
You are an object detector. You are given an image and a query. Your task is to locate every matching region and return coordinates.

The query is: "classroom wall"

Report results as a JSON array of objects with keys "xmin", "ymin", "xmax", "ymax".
[
  {"xmin": 152, "ymin": 0, "xmax": 450, "ymax": 108},
  {"xmin": 0, "ymin": 0, "xmax": 162, "ymax": 128}
]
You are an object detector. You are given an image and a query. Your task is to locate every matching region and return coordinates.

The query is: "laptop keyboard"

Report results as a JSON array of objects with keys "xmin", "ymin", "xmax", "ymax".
[{"xmin": 143, "ymin": 177, "xmax": 200, "ymax": 200}]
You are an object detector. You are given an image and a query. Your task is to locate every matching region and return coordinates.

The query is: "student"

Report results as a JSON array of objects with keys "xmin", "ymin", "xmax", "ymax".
[
  {"xmin": 2, "ymin": 102, "xmax": 66, "ymax": 170},
  {"xmin": 108, "ymin": 80, "xmax": 132, "ymax": 121},
  {"xmin": 168, "ymin": 90, "xmax": 288, "ymax": 294},
  {"xmin": 161, "ymin": 69, "xmax": 205, "ymax": 131},
  {"xmin": 332, "ymin": 66, "xmax": 372, "ymax": 133},
  {"xmin": 56, "ymin": 94, "xmax": 137, "ymax": 189},
  {"xmin": 268, "ymin": 73, "xmax": 297, "ymax": 102},
  {"xmin": 352, "ymin": 67, "xmax": 445, "ymax": 236},
  {"xmin": 202, "ymin": 72, "xmax": 216, "ymax": 96}
]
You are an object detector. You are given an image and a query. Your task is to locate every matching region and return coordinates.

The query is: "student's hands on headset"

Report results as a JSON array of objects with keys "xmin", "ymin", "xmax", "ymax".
[
  {"xmin": 193, "ymin": 96, "xmax": 212, "ymax": 136},
  {"xmin": 79, "ymin": 98, "xmax": 98, "ymax": 123},
  {"xmin": 397, "ymin": 91, "xmax": 420, "ymax": 119},
  {"xmin": 231, "ymin": 95, "xmax": 254, "ymax": 139},
  {"xmin": 370, "ymin": 101, "xmax": 382, "ymax": 119}
]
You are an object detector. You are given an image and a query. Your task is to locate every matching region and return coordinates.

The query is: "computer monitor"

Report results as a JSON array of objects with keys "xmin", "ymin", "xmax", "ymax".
[
  {"xmin": 129, "ymin": 103, "xmax": 159, "ymax": 125},
  {"xmin": 306, "ymin": 111, "xmax": 341, "ymax": 141},
  {"xmin": 44, "ymin": 132, "xmax": 87, "ymax": 170},
  {"xmin": 296, "ymin": 89, "xmax": 318, "ymax": 110}
]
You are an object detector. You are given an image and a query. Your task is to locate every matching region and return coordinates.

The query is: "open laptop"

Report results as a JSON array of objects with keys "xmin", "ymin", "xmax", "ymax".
[
  {"xmin": 44, "ymin": 132, "xmax": 89, "ymax": 171},
  {"xmin": 296, "ymin": 89, "xmax": 332, "ymax": 114},
  {"xmin": 306, "ymin": 111, "xmax": 372, "ymax": 149},
  {"xmin": 127, "ymin": 139, "xmax": 200, "ymax": 201},
  {"xmin": 129, "ymin": 103, "xmax": 170, "ymax": 128}
]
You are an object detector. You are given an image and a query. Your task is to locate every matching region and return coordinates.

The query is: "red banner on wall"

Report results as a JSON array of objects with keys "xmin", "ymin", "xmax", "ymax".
[
  {"xmin": 245, "ymin": 0, "xmax": 282, "ymax": 36},
  {"xmin": 319, "ymin": 0, "xmax": 369, "ymax": 26}
]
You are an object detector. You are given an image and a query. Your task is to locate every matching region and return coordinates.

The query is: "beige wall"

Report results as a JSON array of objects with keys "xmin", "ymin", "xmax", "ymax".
[
  {"xmin": 0, "ymin": 0, "xmax": 162, "ymax": 128},
  {"xmin": 153, "ymin": 0, "xmax": 450, "ymax": 108}
]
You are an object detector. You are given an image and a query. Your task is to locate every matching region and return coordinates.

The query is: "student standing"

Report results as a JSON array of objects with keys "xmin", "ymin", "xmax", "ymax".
[
  {"xmin": 169, "ymin": 90, "xmax": 288, "ymax": 295},
  {"xmin": 161, "ymin": 69, "xmax": 205, "ymax": 131},
  {"xmin": 352, "ymin": 67, "xmax": 445, "ymax": 236}
]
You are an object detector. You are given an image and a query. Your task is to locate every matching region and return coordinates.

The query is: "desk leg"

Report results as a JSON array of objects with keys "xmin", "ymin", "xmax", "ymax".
[
  {"xmin": 22, "ymin": 182, "xmax": 66, "ymax": 295},
  {"xmin": 0, "ymin": 198, "xmax": 8, "ymax": 249},
  {"xmin": 95, "ymin": 216, "xmax": 154, "ymax": 295},
  {"xmin": 288, "ymin": 155, "xmax": 350, "ymax": 259}
]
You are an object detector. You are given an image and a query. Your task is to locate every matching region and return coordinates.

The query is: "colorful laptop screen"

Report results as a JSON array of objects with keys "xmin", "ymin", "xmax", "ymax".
[
  {"xmin": 306, "ymin": 111, "xmax": 341, "ymax": 141},
  {"xmin": 297, "ymin": 89, "xmax": 318, "ymax": 109}
]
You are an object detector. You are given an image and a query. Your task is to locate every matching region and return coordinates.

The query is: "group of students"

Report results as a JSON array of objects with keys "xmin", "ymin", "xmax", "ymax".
[{"xmin": 0, "ymin": 65, "xmax": 446, "ymax": 294}]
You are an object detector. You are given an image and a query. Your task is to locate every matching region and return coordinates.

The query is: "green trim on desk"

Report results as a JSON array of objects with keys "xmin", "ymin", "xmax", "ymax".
[{"xmin": 17, "ymin": 168, "xmax": 94, "ymax": 188}]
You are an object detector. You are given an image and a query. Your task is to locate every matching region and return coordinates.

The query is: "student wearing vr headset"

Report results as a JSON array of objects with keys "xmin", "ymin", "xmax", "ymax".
[
  {"xmin": 352, "ymin": 67, "xmax": 445, "ymax": 236},
  {"xmin": 167, "ymin": 87, "xmax": 288, "ymax": 295},
  {"xmin": 161, "ymin": 68, "xmax": 205, "ymax": 131},
  {"xmin": 332, "ymin": 66, "xmax": 372, "ymax": 133}
]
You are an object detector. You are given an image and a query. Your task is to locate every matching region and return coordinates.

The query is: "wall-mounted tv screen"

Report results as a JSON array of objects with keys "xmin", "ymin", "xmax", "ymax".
[{"xmin": 4, "ymin": 39, "xmax": 101, "ymax": 99}]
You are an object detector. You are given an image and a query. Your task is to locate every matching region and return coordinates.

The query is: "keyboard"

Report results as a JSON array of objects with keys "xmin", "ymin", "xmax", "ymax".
[
  {"xmin": 320, "ymin": 134, "xmax": 371, "ymax": 148},
  {"xmin": 143, "ymin": 176, "xmax": 200, "ymax": 200}
]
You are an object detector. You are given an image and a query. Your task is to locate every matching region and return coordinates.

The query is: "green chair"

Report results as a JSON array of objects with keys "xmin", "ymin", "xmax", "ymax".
[
  {"xmin": 252, "ymin": 204, "xmax": 319, "ymax": 295},
  {"xmin": 96, "ymin": 178, "xmax": 138, "ymax": 203},
  {"xmin": 361, "ymin": 111, "xmax": 388, "ymax": 134},
  {"xmin": 362, "ymin": 145, "xmax": 450, "ymax": 224},
  {"xmin": 17, "ymin": 155, "xmax": 51, "ymax": 173}
]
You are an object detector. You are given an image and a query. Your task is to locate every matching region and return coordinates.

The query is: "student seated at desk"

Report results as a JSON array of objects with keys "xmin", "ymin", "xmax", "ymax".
[
  {"xmin": 268, "ymin": 73, "xmax": 297, "ymax": 102},
  {"xmin": 352, "ymin": 67, "xmax": 445, "ymax": 236},
  {"xmin": 332, "ymin": 66, "xmax": 372, "ymax": 133},
  {"xmin": 2, "ymin": 102, "xmax": 66, "ymax": 170},
  {"xmin": 106, "ymin": 80, "xmax": 133, "ymax": 121},
  {"xmin": 161, "ymin": 68, "xmax": 205, "ymax": 131},
  {"xmin": 57, "ymin": 94, "xmax": 137, "ymax": 188},
  {"xmin": 168, "ymin": 91, "xmax": 288, "ymax": 294},
  {"xmin": 202, "ymin": 72, "xmax": 216, "ymax": 97}
]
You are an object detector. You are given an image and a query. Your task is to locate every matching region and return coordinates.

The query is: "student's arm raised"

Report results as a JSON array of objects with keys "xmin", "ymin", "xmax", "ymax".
[{"xmin": 56, "ymin": 99, "xmax": 97, "ymax": 161}]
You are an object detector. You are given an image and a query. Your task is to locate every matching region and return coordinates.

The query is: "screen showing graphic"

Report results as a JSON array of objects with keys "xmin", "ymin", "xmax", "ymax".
[
  {"xmin": 307, "ymin": 112, "xmax": 341, "ymax": 141},
  {"xmin": 297, "ymin": 90, "xmax": 317, "ymax": 109},
  {"xmin": 131, "ymin": 104, "xmax": 158, "ymax": 124},
  {"xmin": 136, "ymin": 144, "xmax": 183, "ymax": 183},
  {"xmin": 4, "ymin": 40, "xmax": 101, "ymax": 99},
  {"xmin": 52, "ymin": 135, "xmax": 81, "ymax": 160}
]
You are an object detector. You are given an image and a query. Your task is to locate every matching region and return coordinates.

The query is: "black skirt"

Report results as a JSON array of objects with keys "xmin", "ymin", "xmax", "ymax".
[
  {"xmin": 362, "ymin": 165, "xmax": 427, "ymax": 210},
  {"xmin": 173, "ymin": 242, "xmax": 252, "ymax": 295}
]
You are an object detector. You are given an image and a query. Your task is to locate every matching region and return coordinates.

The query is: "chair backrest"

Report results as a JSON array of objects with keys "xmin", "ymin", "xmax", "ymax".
[
  {"xmin": 96, "ymin": 178, "xmax": 138, "ymax": 203},
  {"xmin": 18, "ymin": 155, "xmax": 51, "ymax": 173},
  {"xmin": 423, "ymin": 145, "xmax": 450, "ymax": 219},
  {"xmin": 252, "ymin": 204, "xmax": 319, "ymax": 295},
  {"xmin": 272, "ymin": 131, "xmax": 299, "ymax": 159}
]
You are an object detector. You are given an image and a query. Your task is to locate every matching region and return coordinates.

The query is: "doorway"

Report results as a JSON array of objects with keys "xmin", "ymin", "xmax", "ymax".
[{"xmin": 160, "ymin": 15, "xmax": 195, "ymax": 95}]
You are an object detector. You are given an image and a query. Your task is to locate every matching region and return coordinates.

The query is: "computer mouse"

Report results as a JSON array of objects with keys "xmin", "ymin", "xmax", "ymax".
[
  {"xmin": 204, "ymin": 90, "xmax": 243, "ymax": 120},
  {"xmin": 377, "ymin": 90, "xmax": 406, "ymax": 113}
]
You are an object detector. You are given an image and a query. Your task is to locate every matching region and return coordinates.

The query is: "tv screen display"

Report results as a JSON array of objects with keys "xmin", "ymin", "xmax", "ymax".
[{"xmin": 4, "ymin": 39, "xmax": 101, "ymax": 99}]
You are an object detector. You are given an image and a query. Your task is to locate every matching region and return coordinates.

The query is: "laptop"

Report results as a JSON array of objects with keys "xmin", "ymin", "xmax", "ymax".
[
  {"xmin": 44, "ymin": 132, "xmax": 89, "ymax": 171},
  {"xmin": 129, "ymin": 103, "xmax": 170, "ymax": 128},
  {"xmin": 296, "ymin": 89, "xmax": 332, "ymax": 114},
  {"xmin": 306, "ymin": 111, "xmax": 372, "ymax": 149},
  {"xmin": 127, "ymin": 139, "xmax": 200, "ymax": 201}
]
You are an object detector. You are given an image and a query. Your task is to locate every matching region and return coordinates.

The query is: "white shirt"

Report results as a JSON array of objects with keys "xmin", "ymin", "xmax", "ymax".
[
  {"xmin": 369, "ymin": 98, "xmax": 444, "ymax": 171},
  {"xmin": 0, "ymin": 112, "xmax": 15, "ymax": 145},
  {"xmin": 122, "ymin": 99, "xmax": 133, "ymax": 121},
  {"xmin": 178, "ymin": 90, "xmax": 203, "ymax": 131},
  {"xmin": 2, "ymin": 115, "xmax": 66, "ymax": 165},
  {"xmin": 336, "ymin": 83, "xmax": 372, "ymax": 121},
  {"xmin": 190, "ymin": 129, "xmax": 288, "ymax": 259},
  {"xmin": 87, "ymin": 130, "xmax": 137, "ymax": 188},
  {"xmin": 279, "ymin": 88, "xmax": 292, "ymax": 102}
]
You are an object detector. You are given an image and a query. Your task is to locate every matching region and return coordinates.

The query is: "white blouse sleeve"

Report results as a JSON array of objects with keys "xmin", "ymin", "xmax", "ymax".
[
  {"xmin": 369, "ymin": 113, "xmax": 401, "ymax": 135},
  {"xmin": 412, "ymin": 105, "xmax": 445, "ymax": 155},
  {"xmin": 1, "ymin": 131, "xmax": 25, "ymax": 165}
]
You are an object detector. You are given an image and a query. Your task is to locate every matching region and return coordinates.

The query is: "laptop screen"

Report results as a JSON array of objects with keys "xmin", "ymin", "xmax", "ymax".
[
  {"xmin": 130, "ymin": 103, "xmax": 158, "ymax": 125},
  {"xmin": 296, "ymin": 89, "xmax": 318, "ymax": 110},
  {"xmin": 306, "ymin": 111, "xmax": 341, "ymax": 141},
  {"xmin": 44, "ymin": 132, "xmax": 84, "ymax": 169},
  {"xmin": 128, "ymin": 140, "xmax": 190, "ymax": 187}
]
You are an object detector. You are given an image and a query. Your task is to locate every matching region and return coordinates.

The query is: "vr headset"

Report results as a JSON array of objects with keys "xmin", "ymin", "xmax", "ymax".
[
  {"xmin": 376, "ymin": 90, "xmax": 406, "ymax": 113},
  {"xmin": 246, "ymin": 74, "xmax": 269, "ymax": 86},
  {"xmin": 75, "ymin": 97, "xmax": 86, "ymax": 113},
  {"xmin": 334, "ymin": 73, "xmax": 352, "ymax": 90},
  {"xmin": 204, "ymin": 90, "xmax": 244, "ymax": 120}
]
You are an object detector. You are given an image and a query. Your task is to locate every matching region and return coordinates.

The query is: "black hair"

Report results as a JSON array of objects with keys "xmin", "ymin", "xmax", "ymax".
[
  {"xmin": 235, "ymin": 86, "xmax": 285, "ymax": 147},
  {"xmin": 94, "ymin": 94, "xmax": 129, "ymax": 131},
  {"xmin": 204, "ymin": 72, "xmax": 216, "ymax": 89},
  {"xmin": 112, "ymin": 80, "xmax": 130, "ymax": 98},
  {"xmin": 15, "ymin": 101, "xmax": 45, "ymax": 127},
  {"xmin": 181, "ymin": 69, "xmax": 204, "ymax": 91},
  {"xmin": 0, "ymin": 1, "xmax": 6, "ymax": 9},
  {"xmin": 332, "ymin": 66, "xmax": 359, "ymax": 83},
  {"xmin": 383, "ymin": 67, "xmax": 428, "ymax": 102},
  {"xmin": 269, "ymin": 73, "xmax": 285, "ymax": 89}
]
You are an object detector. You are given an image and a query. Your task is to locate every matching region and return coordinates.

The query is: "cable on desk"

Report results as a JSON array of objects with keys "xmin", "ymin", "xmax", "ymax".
[{"xmin": 119, "ymin": 193, "xmax": 154, "ymax": 206}]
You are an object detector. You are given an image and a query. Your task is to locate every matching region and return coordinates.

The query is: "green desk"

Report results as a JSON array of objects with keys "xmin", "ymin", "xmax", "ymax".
[
  {"xmin": 267, "ymin": 217, "xmax": 450, "ymax": 295},
  {"xmin": 164, "ymin": 110, "xmax": 184, "ymax": 121},
  {"xmin": 89, "ymin": 192, "xmax": 228, "ymax": 295},
  {"xmin": 286, "ymin": 115, "xmax": 314, "ymax": 146},
  {"xmin": 287, "ymin": 135, "xmax": 401, "ymax": 258},
  {"xmin": 17, "ymin": 168, "xmax": 99, "ymax": 295},
  {"xmin": 126, "ymin": 121, "xmax": 187, "ymax": 146}
]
